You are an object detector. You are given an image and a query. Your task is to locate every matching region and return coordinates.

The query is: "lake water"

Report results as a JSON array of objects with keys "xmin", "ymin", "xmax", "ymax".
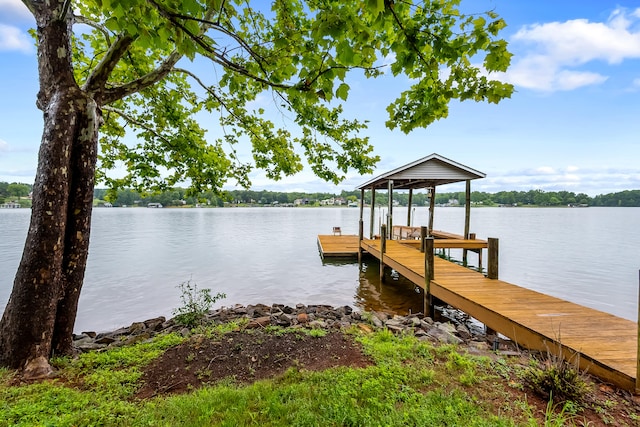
[{"xmin": 1, "ymin": 206, "xmax": 638, "ymax": 333}]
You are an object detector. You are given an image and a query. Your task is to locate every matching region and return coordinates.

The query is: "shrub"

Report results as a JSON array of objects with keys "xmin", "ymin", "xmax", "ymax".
[
  {"xmin": 173, "ymin": 280, "xmax": 226, "ymax": 328},
  {"xmin": 520, "ymin": 350, "xmax": 591, "ymax": 404}
]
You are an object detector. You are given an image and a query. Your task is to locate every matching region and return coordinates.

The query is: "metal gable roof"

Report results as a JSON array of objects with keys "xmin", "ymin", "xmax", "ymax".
[{"xmin": 356, "ymin": 153, "xmax": 485, "ymax": 190}]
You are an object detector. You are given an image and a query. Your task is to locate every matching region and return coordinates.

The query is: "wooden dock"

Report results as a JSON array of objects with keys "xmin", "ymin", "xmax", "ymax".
[
  {"xmin": 317, "ymin": 235, "xmax": 361, "ymax": 257},
  {"xmin": 318, "ymin": 235, "xmax": 638, "ymax": 392}
]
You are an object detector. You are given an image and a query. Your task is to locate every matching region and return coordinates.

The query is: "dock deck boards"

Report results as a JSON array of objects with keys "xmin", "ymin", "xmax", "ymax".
[
  {"xmin": 317, "ymin": 235, "xmax": 360, "ymax": 257},
  {"xmin": 318, "ymin": 235, "xmax": 638, "ymax": 391}
]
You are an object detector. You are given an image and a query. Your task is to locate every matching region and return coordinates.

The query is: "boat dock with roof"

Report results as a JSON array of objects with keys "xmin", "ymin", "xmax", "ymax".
[{"xmin": 318, "ymin": 153, "xmax": 640, "ymax": 392}]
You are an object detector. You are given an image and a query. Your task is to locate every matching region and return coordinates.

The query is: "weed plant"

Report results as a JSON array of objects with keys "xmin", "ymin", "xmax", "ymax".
[
  {"xmin": 519, "ymin": 350, "xmax": 591, "ymax": 405},
  {"xmin": 173, "ymin": 280, "xmax": 226, "ymax": 328}
]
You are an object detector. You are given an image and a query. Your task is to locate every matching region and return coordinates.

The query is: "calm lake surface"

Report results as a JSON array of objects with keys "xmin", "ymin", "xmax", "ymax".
[{"xmin": 1, "ymin": 206, "xmax": 639, "ymax": 332}]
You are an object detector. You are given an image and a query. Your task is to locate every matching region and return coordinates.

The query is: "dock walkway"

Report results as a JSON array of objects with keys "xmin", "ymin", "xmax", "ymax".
[{"xmin": 318, "ymin": 235, "xmax": 638, "ymax": 392}]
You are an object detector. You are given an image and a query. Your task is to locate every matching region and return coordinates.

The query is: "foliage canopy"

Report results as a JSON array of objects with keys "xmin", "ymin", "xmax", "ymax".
[{"xmin": 67, "ymin": 0, "xmax": 513, "ymax": 197}]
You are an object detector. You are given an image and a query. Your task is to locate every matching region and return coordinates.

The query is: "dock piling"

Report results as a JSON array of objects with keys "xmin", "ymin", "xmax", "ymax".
[
  {"xmin": 358, "ymin": 219, "xmax": 363, "ymax": 266},
  {"xmin": 487, "ymin": 238, "xmax": 499, "ymax": 280},
  {"xmin": 380, "ymin": 224, "xmax": 387, "ymax": 283},
  {"xmin": 420, "ymin": 226, "xmax": 427, "ymax": 253},
  {"xmin": 424, "ymin": 237, "xmax": 434, "ymax": 317}
]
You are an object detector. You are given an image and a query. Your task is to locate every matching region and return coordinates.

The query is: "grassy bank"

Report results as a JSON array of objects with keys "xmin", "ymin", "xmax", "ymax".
[{"xmin": 0, "ymin": 322, "xmax": 633, "ymax": 426}]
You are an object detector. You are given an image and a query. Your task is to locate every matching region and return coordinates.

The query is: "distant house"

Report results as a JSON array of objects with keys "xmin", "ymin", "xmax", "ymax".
[
  {"xmin": 0, "ymin": 201, "xmax": 21, "ymax": 209},
  {"xmin": 147, "ymin": 202, "xmax": 163, "ymax": 208},
  {"xmin": 294, "ymin": 198, "xmax": 311, "ymax": 206}
]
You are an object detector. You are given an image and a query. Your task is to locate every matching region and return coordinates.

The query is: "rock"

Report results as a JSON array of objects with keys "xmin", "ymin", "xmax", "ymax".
[
  {"xmin": 144, "ymin": 317, "xmax": 166, "ymax": 332},
  {"xmin": 275, "ymin": 313, "xmax": 293, "ymax": 326},
  {"xmin": 309, "ymin": 320, "xmax": 327, "ymax": 329},
  {"xmin": 247, "ymin": 304, "xmax": 269, "ymax": 318},
  {"xmin": 336, "ymin": 305, "xmax": 353, "ymax": 316},
  {"xmin": 297, "ymin": 313, "xmax": 309, "ymax": 324},
  {"xmin": 410, "ymin": 317, "xmax": 422, "ymax": 328},
  {"xmin": 372, "ymin": 311, "xmax": 388, "ymax": 322},
  {"xmin": 81, "ymin": 331, "xmax": 97, "ymax": 338},
  {"xmin": 95, "ymin": 336, "xmax": 116, "ymax": 345},
  {"xmin": 456, "ymin": 324, "xmax": 472, "ymax": 341},
  {"xmin": 427, "ymin": 326, "xmax": 463, "ymax": 345},
  {"xmin": 370, "ymin": 315, "xmax": 384, "ymax": 329},
  {"xmin": 282, "ymin": 305, "xmax": 295, "ymax": 314},
  {"xmin": 435, "ymin": 322, "xmax": 457, "ymax": 335},
  {"xmin": 246, "ymin": 316, "xmax": 271, "ymax": 329},
  {"xmin": 129, "ymin": 321, "xmax": 146, "ymax": 335},
  {"xmin": 232, "ymin": 304, "xmax": 248, "ymax": 315},
  {"xmin": 384, "ymin": 319, "xmax": 405, "ymax": 333}
]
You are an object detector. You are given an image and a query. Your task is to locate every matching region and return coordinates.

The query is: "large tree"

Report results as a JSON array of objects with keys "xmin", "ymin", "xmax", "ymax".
[{"xmin": 0, "ymin": 0, "xmax": 513, "ymax": 377}]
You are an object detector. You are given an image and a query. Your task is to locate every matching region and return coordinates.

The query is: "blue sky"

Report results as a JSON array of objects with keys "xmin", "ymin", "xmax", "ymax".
[{"xmin": 1, "ymin": 0, "xmax": 639, "ymax": 196}]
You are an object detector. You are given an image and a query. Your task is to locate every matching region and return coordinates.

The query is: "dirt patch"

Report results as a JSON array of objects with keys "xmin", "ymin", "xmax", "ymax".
[
  {"xmin": 134, "ymin": 328, "xmax": 640, "ymax": 426},
  {"xmin": 136, "ymin": 330, "xmax": 371, "ymax": 399}
]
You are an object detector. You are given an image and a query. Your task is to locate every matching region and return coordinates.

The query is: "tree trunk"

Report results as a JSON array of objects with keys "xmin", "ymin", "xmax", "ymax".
[
  {"xmin": 52, "ymin": 98, "xmax": 98, "ymax": 357},
  {"xmin": 0, "ymin": 6, "xmax": 99, "ymax": 377}
]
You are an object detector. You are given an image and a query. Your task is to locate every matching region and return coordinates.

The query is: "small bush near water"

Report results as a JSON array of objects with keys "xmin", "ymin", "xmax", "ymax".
[
  {"xmin": 520, "ymin": 349, "xmax": 591, "ymax": 405},
  {"xmin": 173, "ymin": 280, "xmax": 226, "ymax": 328}
]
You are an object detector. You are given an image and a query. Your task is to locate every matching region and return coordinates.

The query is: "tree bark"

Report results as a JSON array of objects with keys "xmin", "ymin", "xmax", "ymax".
[
  {"xmin": 0, "ymin": 3, "xmax": 99, "ymax": 376},
  {"xmin": 52, "ymin": 98, "xmax": 99, "ymax": 357}
]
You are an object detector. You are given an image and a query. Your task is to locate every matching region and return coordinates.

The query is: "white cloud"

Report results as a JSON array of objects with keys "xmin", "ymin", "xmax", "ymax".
[
  {"xmin": 0, "ymin": 24, "xmax": 31, "ymax": 52},
  {"xmin": 0, "ymin": 138, "xmax": 8, "ymax": 153},
  {"xmin": 503, "ymin": 8, "xmax": 640, "ymax": 92},
  {"xmin": 534, "ymin": 166, "xmax": 555, "ymax": 175},
  {"xmin": 0, "ymin": 0, "xmax": 31, "ymax": 19}
]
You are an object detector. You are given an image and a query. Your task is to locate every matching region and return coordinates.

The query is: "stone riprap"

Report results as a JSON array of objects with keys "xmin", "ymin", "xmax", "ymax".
[{"xmin": 73, "ymin": 303, "xmax": 514, "ymax": 354}]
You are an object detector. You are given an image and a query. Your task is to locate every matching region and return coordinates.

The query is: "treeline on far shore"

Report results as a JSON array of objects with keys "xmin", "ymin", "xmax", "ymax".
[
  {"xmin": 1, "ymin": 181, "xmax": 639, "ymax": 208},
  {"xmin": 91, "ymin": 187, "xmax": 638, "ymax": 208}
]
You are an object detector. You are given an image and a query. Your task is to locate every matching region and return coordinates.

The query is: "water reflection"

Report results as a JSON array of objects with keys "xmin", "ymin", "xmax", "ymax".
[{"xmin": 354, "ymin": 259, "xmax": 424, "ymax": 315}]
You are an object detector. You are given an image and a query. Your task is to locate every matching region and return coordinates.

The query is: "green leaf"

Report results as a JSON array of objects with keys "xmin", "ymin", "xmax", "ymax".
[
  {"xmin": 368, "ymin": 0, "xmax": 385, "ymax": 16},
  {"xmin": 336, "ymin": 83, "xmax": 350, "ymax": 101}
]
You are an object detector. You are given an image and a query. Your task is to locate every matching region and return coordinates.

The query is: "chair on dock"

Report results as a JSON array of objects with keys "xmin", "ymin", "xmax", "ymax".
[{"xmin": 332, "ymin": 226, "xmax": 342, "ymax": 235}]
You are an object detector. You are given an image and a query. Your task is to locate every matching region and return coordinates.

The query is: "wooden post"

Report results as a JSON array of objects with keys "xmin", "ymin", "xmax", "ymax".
[
  {"xmin": 358, "ymin": 189, "xmax": 365, "ymax": 265},
  {"xmin": 424, "ymin": 237, "xmax": 434, "ymax": 317},
  {"xmin": 358, "ymin": 219, "xmax": 364, "ymax": 265},
  {"xmin": 380, "ymin": 224, "xmax": 387, "ymax": 283},
  {"xmin": 369, "ymin": 189, "xmax": 376, "ymax": 239},
  {"xmin": 636, "ymin": 269, "xmax": 640, "ymax": 394},
  {"xmin": 387, "ymin": 180, "xmax": 393, "ymax": 239},
  {"xmin": 486, "ymin": 241, "xmax": 498, "ymax": 336},
  {"xmin": 487, "ymin": 237, "xmax": 499, "ymax": 280},
  {"xmin": 463, "ymin": 180, "xmax": 471, "ymax": 265},
  {"xmin": 420, "ymin": 226, "xmax": 427, "ymax": 253},
  {"xmin": 464, "ymin": 180, "xmax": 471, "ymax": 238},
  {"xmin": 428, "ymin": 187, "xmax": 435, "ymax": 235},
  {"xmin": 407, "ymin": 188, "xmax": 413, "ymax": 226}
]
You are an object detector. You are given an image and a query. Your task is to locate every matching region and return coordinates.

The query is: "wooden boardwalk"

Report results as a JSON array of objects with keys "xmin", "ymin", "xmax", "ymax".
[{"xmin": 318, "ymin": 235, "xmax": 638, "ymax": 392}]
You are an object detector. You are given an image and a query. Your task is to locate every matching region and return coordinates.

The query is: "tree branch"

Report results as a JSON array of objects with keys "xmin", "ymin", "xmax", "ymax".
[
  {"xmin": 172, "ymin": 67, "xmax": 264, "ymax": 143},
  {"xmin": 100, "ymin": 50, "xmax": 183, "ymax": 105},
  {"xmin": 74, "ymin": 15, "xmax": 112, "ymax": 44},
  {"xmin": 83, "ymin": 33, "xmax": 135, "ymax": 95},
  {"xmin": 102, "ymin": 106, "xmax": 176, "ymax": 149},
  {"xmin": 148, "ymin": 0, "xmax": 295, "ymax": 91}
]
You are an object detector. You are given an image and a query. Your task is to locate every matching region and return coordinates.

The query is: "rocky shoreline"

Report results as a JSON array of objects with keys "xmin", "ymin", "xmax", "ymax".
[{"xmin": 73, "ymin": 303, "xmax": 518, "ymax": 355}]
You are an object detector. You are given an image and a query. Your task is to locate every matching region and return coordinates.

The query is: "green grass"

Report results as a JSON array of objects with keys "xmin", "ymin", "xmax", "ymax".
[{"xmin": 0, "ymin": 327, "xmax": 579, "ymax": 426}]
